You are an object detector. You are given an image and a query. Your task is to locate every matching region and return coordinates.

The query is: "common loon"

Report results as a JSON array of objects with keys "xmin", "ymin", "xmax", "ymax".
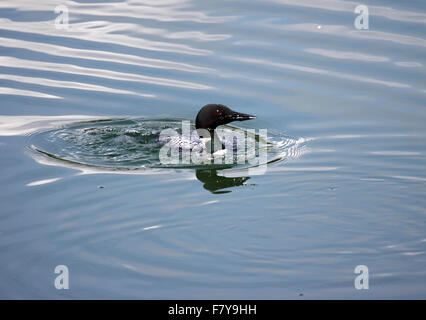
[{"xmin": 160, "ymin": 104, "xmax": 256, "ymax": 153}]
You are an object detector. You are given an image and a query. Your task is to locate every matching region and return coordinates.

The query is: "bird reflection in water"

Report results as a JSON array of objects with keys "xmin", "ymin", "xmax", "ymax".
[{"xmin": 195, "ymin": 169, "xmax": 253, "ymax": 194}]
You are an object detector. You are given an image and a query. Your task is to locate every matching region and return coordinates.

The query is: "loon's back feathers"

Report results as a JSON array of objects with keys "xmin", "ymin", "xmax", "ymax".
[{"xmin": 160, "ymin": 132, "xmax": 205, "ymax": 153}]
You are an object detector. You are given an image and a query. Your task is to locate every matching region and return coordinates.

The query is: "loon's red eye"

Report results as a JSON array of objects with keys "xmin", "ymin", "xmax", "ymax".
[{"xmin": 216, "ymin": 109, "xmax": 222, "ymax": 116}]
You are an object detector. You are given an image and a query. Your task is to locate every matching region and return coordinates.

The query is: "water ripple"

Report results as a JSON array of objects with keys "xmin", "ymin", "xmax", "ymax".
[
  {"xmin": 0, "ymin": 37, "xmax": 214, "ymax": 73},
  {"xmin": 0, "ymin": 56, "xmax": 210, "ymax": 90}
]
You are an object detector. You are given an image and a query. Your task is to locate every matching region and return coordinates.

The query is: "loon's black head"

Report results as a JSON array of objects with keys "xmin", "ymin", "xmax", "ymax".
[{"xmin": 195, "ymin": 104, "xmax": 255, "ymax": 131}]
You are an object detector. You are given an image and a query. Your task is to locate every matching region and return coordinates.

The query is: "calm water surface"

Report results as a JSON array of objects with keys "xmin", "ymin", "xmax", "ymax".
[{"xmin": 0, "ymin": 0, "xmax": 425, "ymax": 299}]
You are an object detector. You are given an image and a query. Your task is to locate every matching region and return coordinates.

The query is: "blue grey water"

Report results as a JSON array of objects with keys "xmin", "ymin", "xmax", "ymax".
[{"xmin": 0, "ymin": 0, "xmax": 425, "ymax": 299}]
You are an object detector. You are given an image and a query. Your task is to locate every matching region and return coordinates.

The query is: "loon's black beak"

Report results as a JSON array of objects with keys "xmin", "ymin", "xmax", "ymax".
[{"xmin": 230, "ymin": 111, "xmax": 256, "ymax": 121}]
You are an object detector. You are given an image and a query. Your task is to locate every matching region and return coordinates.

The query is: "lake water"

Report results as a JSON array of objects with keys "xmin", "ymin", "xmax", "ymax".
[{"xmin": 0, "ymin": 0, "xmax": 425, "ymax": 299}]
